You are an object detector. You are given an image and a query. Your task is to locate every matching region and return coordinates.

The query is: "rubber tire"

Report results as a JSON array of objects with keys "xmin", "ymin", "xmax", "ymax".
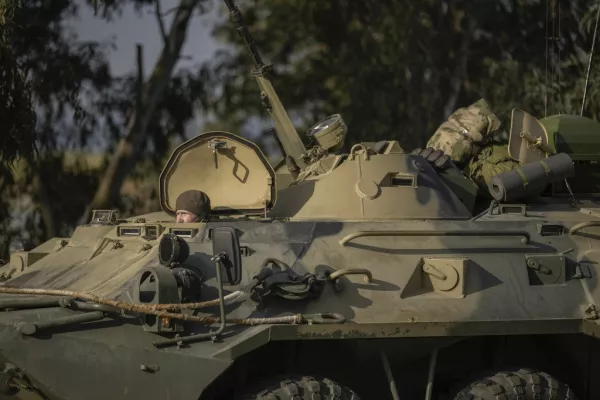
[
  {"xmin": 239, "ymin": 374, "xmax": 361, "ymax": 400},
  {"xmin": 451, "ymin": 367, "xmax": 579, "ymax": 400}
]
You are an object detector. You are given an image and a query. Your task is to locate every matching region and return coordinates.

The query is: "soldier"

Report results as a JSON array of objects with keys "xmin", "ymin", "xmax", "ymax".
[
  {"xmin": 424, "ymin": 98, "xmax": 520, "ymax": 192},
  {"xmin": 175, "ymin": 190, "xmax": 211, "ymax": 223},
  {"xmin": 425, "ymin": 98, "xmax": 503, "ymax": 165}
]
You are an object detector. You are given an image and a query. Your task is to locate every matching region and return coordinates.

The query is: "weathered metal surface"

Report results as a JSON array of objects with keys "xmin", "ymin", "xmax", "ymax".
[
  {"xmin": 0, "ymin": 201, "xmax": 597, "ymax": 397},
  {"xmin": 0, "ymin": 320, "xmax": 232, "ymax": 400},
  {"xmin": 0, "ymin": 1, "xmax": 599, "ymax": 398}
]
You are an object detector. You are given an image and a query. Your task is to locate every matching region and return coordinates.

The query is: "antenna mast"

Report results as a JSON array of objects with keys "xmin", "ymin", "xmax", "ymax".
[
  {"xmin": 580, "ymin": 1, "xmax": 600, "ymax": 116},
  {"xmin": 544, "ymin": 0, "xmax": 549, "ymax": 117},
  {"xmin": 223, "ymin": 0, "xmax": 308, "ymax": 167}
]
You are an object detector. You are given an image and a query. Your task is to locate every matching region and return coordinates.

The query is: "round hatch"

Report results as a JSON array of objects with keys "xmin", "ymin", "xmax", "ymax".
[{"xmin": 159, "ymin": 131, "xmax": 277, "ymax": 216}]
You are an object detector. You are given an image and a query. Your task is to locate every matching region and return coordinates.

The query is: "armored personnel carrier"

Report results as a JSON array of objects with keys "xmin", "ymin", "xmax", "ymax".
[{"xmin": 0, "ymin": 1, "xmax": 599, "ymax": 399}]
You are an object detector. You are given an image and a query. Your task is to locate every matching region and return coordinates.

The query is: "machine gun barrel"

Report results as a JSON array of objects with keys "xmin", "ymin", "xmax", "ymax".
[
  {"xmin": 224, "ymin": 0, "xmax": 264, "ymax": 68},
  {"xmin": 223, "ymin": 0, "xmax": 308, "ymax": 168}
]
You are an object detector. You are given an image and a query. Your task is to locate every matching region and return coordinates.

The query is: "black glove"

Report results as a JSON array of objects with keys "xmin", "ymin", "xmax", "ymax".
[{"xmin": 410, "ymin": 147, "xmax": 452, "ymax": 170}]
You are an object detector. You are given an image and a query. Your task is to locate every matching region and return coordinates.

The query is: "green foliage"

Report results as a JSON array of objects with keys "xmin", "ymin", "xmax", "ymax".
[
  {"xmin": 0, "ymin": 0, "xmax": 116, "ymax": 257},
  {"xmin": 3, "ymin": 0, "xmax": 600, "ymax": 260},
  {"xmin": 206, "ymin": 0, "xmax": 600, "ymax": 154},
  {"xmin": 0, "ymin": 0, "xmax": 18, "ymax": 27},
  {"xmin": 0, "ymin": 0, "xmax": 36, "ymax": 166},
  {"xmin": 1, "ymin": 0, "xmax": 212, "ymax": 258},
  {"xmin": 0, "ymin": 39, "xmax": 36, "ymax": 164},
  {"xmin": 0, "ymin": 0, "xmax": 36, "ymax": 260}
]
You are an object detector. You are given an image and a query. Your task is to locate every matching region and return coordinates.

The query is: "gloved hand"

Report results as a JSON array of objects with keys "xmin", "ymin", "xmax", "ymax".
[{"xmin": 410, "ymin": 147, "xmax": 452, "ymax": 170}]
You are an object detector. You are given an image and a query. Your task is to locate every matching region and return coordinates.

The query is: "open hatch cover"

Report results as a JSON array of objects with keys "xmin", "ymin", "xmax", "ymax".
[
  {"xmin": 159, "ymin": 131, "xmax": 277, "ymax": 216},
  {"xmin": 508, "ymin": 108, "xmax": 552, "ymax": 164}
]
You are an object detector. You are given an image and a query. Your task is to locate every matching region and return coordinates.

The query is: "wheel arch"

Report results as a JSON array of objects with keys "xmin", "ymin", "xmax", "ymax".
[{"xmin": 199, "ymin": 332, "xmax": 600, "ymax": 399}]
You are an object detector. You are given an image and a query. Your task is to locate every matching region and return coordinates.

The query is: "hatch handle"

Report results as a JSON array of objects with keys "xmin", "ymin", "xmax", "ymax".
[{"xmin": 339, "ymin": 230, "xmax": 531, "ymax": 246}]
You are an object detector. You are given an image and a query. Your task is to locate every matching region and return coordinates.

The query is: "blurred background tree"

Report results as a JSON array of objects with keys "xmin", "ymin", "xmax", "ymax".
[
  {"xmin": 0, "ymin": 0, "xmax": 212, "ymax": 257},
  {"xmin": 1, "ymin": 0, "xmax": 599, "ymax": 259},
  {"xmin": 206, "ymin": 0, "xmax": 600, "ymax": 154}
]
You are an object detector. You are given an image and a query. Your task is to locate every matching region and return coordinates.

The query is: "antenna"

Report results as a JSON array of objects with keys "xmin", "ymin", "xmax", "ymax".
[
  {"xmin": 545, "ymin": 0, "xmax": 562, "ymax": 115},
  {"xmin": 544, "ymin": 0, "xmax": 549, "ymax": 117},
  {"xmin": 543, "ymin": 1, "xmax": 579, "ymax": 205},
  {"xmin": 580, "ymin": 1, "xmax": 600, "ymax": 116},
  {"xmin": 223, "ymin": 0, "xmax": 265, "ymax": 69},
  {"xmin": 223, "ymin": 0, "xmax": 308, "ymax": 167}
]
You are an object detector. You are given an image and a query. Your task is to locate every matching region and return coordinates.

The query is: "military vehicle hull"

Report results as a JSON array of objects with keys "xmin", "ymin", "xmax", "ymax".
[
  {"xmin": 2, "ymin": 1, "xmax": 600, "ymax": 396},
  {"xmin": 0, "ymin": 199, "xmax": 599, "ymax": 399}
]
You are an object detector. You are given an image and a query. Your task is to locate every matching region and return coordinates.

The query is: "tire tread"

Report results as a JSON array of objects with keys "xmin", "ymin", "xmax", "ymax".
[
  {"xmin": 451, "ymin": 367, "xmax": 579, "ymax": 400},
  {"xmin": 241, "ymin": 375, "xmax": 360, "ymax": 400}
]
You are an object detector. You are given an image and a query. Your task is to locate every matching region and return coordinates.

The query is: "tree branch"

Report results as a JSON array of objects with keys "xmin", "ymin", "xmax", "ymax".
[
  {"xmin": 159, "ymin": 6, "xmax": 179, "ymax": 17},
  {"xmin": 80, "ymin": 0, "xmax": 201, "ymax": 223},
  {"xmin": 155, "ymin": 0, "xmax": 168, "ymax": 45}
]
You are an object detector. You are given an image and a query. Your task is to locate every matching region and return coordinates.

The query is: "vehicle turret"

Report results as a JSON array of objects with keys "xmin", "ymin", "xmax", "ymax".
[
  {"xmin": 0, "ymin": 2, "xmax": 599, "ymax": 400},
  {"xmin": 218, "ymin": 1, "xmax": 597, "ymax": 222}
]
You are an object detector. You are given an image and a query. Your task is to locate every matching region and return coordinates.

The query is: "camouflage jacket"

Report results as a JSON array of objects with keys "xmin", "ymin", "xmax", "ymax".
[
  {"xmin": 426, "ymin": 98, "xmax": 502, "ymax": 166},
  {"xmin": 425, "ymin": 98, "xmax": 520, "ymax": 194}
]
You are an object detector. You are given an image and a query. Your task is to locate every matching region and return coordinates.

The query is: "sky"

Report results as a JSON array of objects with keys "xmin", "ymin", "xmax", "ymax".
[
  {"xmin": 66, "ymin": 1, "xmax": 232, "ymax": 144},
  {"xmin": 10, "ymin": 2, "xmax": 250, "ymax": 232},
  {"xmin": 63, "ymin": 0, "xmax": 284, "ymax": 158},
  {"xmin": 68, "ymin": 0, "xmax": 226, "ymax": 78}
]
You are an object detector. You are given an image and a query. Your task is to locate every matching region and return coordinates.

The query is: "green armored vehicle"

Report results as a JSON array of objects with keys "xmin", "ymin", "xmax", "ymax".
[{"xmin": 1, "ymin": 2, "xmax": 599, "ymax": 399}]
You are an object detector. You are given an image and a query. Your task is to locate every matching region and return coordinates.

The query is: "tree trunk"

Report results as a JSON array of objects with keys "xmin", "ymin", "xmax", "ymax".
[
  {"xmin": 80, "ymin": 0, "xmax": 200, "ymax": 223},
  {"xmin": 32, "ymin": 174, "xmax": 56, "ymax": 240},
  {"xmin": 442, "ymin": 19, "xmax": 476, "ymax": 120}
]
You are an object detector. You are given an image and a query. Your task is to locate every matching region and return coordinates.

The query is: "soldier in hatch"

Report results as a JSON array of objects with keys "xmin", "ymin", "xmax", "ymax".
[
  {"xmin": 422, "ymin": 98, "xmax": 520, "ymax": 193},
  {"xmin": 175, "ymin": 190, "xmax": 211, "ymax": 223}
]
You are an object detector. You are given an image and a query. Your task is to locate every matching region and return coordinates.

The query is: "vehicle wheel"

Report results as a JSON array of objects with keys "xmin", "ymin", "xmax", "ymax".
[
  {"xmin": 450, "ymin": 367, "xmax": 579, "ymax": 400},
  {"xmin": 239, "ymin": 374, "xmax": 361, "ymax": 400}
]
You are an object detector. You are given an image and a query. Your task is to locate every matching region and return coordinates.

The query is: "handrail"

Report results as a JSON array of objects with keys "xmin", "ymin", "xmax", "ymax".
[
  {"xmin": 339, "ymin": 229, "xmax": 531, "ymax": 246},
  {"xmin": 569, "ymin": 221, "xmax": 600, "ymax": 235}
]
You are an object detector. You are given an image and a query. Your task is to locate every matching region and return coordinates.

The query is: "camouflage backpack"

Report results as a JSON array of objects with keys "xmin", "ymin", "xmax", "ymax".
[
  {"xmin": 426, "ymin": 98, "xmax": 503, "ymax": 165},
  {"xmin": 465, "ymin": 143, "xmax": 521, "ymax": 193}
]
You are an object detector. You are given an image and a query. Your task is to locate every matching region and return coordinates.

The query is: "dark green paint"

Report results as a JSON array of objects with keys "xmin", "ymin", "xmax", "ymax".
[
  {"xmin": 0, "ymin": 2, "xmax": 600, "ymax": 399},
  {"xmin": 542, "ymin": 114, "xmax": 600, "ymax": 161}
]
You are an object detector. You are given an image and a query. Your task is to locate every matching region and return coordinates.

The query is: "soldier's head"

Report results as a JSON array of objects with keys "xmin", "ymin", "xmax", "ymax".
[{"xmin": 175, "ymin": 190, "xmax": 211, "ymax": 223}]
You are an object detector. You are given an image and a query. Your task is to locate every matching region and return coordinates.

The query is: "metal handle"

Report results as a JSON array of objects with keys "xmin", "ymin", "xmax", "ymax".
[
  {"xmin": 153, "ymin": 254, "xmax": 228, "ymax": 348},
  {"xmin": 17, "ymin": 311, "xmax": 105, "ymax": 336},
  {"xmin": 328, "ymin": 269, "xmax": 372, "ymax": 283},
  {"xmin": 339, "ymin": 229, "xmax": 531, "ymax": 246}
]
